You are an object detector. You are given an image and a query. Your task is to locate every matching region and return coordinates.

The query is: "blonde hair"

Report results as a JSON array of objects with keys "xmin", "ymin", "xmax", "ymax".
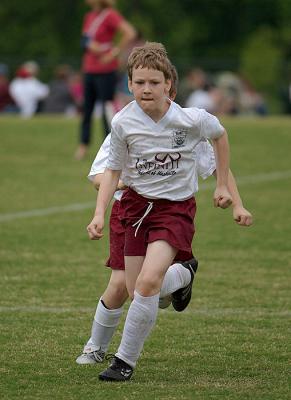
[{"xmin": 127, "ymin": 42, "xmax": 172, "ymax": 82}]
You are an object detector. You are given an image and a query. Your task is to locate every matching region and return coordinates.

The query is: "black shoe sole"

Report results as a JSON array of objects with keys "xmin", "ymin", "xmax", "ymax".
[{"xmin": 99, "ymin": 373, "xmax": 132, "ymax": 382}]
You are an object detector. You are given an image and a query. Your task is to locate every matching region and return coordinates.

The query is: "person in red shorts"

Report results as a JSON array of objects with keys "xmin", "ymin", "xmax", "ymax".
[
  {"xmin": 76, "ymin": 64, "xmax": 202, "ymax": 364},
  {"xmin": 87, "ymin": 43, "xmax": 251, "ymax": 381},
  {"xmin": 75, "ymin": 0, "xmax": 136, "ymax": 159},
  {"xmin": 76, "ymin": 131, "xmax": 252, "ymax": 366}
]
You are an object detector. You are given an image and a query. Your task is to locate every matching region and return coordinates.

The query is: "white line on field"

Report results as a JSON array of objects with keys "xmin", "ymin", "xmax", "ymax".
[
  {"xmin": 0, "ymin": 305, "xmax": 290, "ymax": 318},
  {"xmin": 0, "ymin": 201, "xmax": 95, "ymax": 222},
  {"xmin": 199, "ymin": 169, "xmax": 291, "ymax": 190},
  {"xmin": 1, "ymin": 169, "xmax": 291, "ymax": 223}
]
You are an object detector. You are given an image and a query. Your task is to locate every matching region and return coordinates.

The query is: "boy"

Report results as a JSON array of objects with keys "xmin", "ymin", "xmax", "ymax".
[
  {"xmin": 76, "ymin": 61, "xmax": 203, "ymax": 364},
  {"xmin": 87, "ymin": 42, "xmax": 235, "ymax": 381},
  {"xmin": 76, "ymin": 129, "xmax": 252, "ymax": 365}
]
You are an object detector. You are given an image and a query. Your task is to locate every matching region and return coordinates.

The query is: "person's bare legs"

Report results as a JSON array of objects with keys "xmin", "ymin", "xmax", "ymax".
[
  {"xmin": 75, "ymin": 143, "xmax": 88, "ymax": 160},
  {"xmin": 124, "ymin": 255, "xmax": 145, "ymax": 299},
  {"xmin": 102, "ymin": 270, "xmax": 128, "ymax": 309},
  {"xmin": 135, "ymin": 241, "xmax": 177, "ymax": 296}
]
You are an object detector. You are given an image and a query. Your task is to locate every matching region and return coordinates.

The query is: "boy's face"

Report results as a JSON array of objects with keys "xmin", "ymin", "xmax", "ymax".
[{"xmin": 128, "ymin": 67, "xmax": 171, "ymax": 116}]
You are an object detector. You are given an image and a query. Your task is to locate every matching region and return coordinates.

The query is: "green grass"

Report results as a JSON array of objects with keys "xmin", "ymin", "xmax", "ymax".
[{"xmin": 0, "ymin": 115, "xmax": 290, "ymax": 399}]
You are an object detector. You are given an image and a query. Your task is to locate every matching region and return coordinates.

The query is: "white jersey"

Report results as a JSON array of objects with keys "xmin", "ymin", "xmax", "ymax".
[
  {"xmin": 107, "ymin": 100, "xmax": 223, "ymax": 200},
  {"xmin": 88, "ymin": 135, "xmax": 125, "ymax": 201},
  {"xmin": 88, "ymin": 132, "xmax": 216, "ymax": 201},
  {"xmin": 9, "ymin": 77, "xmax": 49, "ymax": 118}
]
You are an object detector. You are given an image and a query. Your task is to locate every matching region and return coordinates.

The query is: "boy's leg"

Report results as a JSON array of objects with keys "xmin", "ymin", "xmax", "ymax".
[
  {"xmin": 99, "ymin": 240, "xmax": 177, "ymax": 381},
  {"xmin": 160, "ymin": 258, "xmax": 198, "ymax": 311},
  {"xmin": 76, "ymin": 270, "xmax": 128, "ymax": 364},
  {"xmin": 102, "ymin": 269, "xmax": 128, "ymax": 309},
  {"xmin": 77, "ymin": 199, "xmax": 128, "ymax": 364},
  {"xmin": 160, "ymin": 262, "xmax": 191, "ymax": 297},
  {"xmin": 124, "ymin": 256, "xmax": 145, "ymax": 299}
]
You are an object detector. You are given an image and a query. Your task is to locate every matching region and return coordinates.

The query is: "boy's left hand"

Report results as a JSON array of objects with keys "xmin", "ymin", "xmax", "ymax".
[
  {"xmin": 87, "ymin": 215, "xmax": 104, "ymax": 240},
  {"xmin": 214, "ymin": 186, "xmax": 232, "ymax": 209},
  {"xmin": 233, "ymin": 205, "xmax": 253, "ymax": 226}
]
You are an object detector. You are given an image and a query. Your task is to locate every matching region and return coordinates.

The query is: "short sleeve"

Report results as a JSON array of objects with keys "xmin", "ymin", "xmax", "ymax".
[
  {"xmin": 195, "ymin": 140, "xmax": 216, "ymax": 180},
  {"xmin": 87, "ymin": 135, "xmax": 111, "ymax": 180},
  {"xmin": 199, "ymin": 109, "xmax": 224, "ymax": 140},
  {"xmin": 106, "ymin": 9, "xmax": 124, "ymax": 31},
  {"xmin": 106, "ymin": 122, "xmax": 127, "ymax": 170}
]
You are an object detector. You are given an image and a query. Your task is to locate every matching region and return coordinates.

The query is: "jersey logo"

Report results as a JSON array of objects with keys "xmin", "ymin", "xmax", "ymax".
[
  {"xmin": 172, "ymin": 129, "xmax": 188, "ymax": 148},
  {"xmin": 155, "ymin": 152, "xmax": 181, "ymax": 164},
  {"xmin": 135, "ymin": 152, "xmax": 181, "ymax": 176}
]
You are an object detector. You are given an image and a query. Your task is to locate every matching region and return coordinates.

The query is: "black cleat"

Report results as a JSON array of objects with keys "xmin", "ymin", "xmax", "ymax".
[
  {"xmin": 99, "ymin": 356, "xmax": 133, "ymax": 382},
  {"xmin": 172, "ymin": 258, "xmax": 198, "ymax": 312}
]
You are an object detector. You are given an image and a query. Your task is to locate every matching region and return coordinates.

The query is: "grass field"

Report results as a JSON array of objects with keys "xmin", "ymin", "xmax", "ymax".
[{"xmin": 0, "ymin": 115, "xmax": 290, "ymax": 400}]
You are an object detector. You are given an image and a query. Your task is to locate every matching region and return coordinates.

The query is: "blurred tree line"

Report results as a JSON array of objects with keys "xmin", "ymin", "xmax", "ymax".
[{"xmin": 1, "ymin": 0, "xmax": 291, "ymax": 111}]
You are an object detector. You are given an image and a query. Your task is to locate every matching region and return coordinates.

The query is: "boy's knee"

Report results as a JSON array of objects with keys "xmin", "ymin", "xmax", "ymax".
[
  {"xmin": 102, "ymin": 279, "xmax": 128, "ymax": 308},
  {"xmin": 135, "ymin": 274, "xmax": 160, "ymax": 297}
]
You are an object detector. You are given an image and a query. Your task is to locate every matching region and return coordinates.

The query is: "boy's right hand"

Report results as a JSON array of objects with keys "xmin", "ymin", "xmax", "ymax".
[{"xmin": 87, "ymin": 215, "xmax": 104, "ymax": 240}]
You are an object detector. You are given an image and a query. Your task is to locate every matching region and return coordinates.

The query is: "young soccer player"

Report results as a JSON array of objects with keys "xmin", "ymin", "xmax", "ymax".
[
  {"xmin": 76, "ymin": 129, "xmax": 252, "ymax": 365},
  {"xmin": 86, "ymin": 42, "xmax": 241, "ymax": 381},
  {"xmin": 76, "ymin": 61, "xmax": 202, "ymax": 364}
]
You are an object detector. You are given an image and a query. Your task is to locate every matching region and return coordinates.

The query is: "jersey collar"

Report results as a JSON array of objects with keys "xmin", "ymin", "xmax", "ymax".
[{"xmin": 133, "ymin": 99, "xmax": 174, "ymax": 131}]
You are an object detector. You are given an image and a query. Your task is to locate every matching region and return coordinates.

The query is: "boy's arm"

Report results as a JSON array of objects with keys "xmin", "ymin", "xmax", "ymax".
[
  {"xmin": 227, "ymin": 170, "xmax": 253, "ymax": 226},
  {"xmin": 211, "ymin": 129, "xmax": 232, "ymax": 209},
  {"xmin": 92, "ymin": 173, "xmax": 127, "ymax": 191},
  {"xmin": 92, "ymin": 173, "xmax": 103, "ymax": 190},
  {"xmin": 212, "ymin": 169, "xmax": 253, "ymax": 226},
  {"xmin": 87, "ymin": 168, "xmax": 121, "ymax": 240}
]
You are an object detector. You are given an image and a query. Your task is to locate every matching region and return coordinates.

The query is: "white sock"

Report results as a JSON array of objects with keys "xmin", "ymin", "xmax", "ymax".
[
  {"xmin": 85, "ymin": 299, "xmax": 123, "ymax": 353},
  {"xmin": 160, "ymin": 263, "xmax": 191, "ymax": 298},
  {"xmin": 116, "ymin": 290, "xmax": 159, "ymax": 368}
]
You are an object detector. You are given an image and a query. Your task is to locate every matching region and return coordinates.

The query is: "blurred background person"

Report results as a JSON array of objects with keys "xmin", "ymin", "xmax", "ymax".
[
  {"xmin": 214, "ymin": 71, "xmax": 241, "ymax": 115},
  {"xmin": 0, "ymin": 63, "xmax": 15, "ymax": 113},
  {"xmin": 75, "ymin": 0, "xmax": 136, "ymax": 160},
  {"xmin": 238, "ymin": 76, "xmax": 267, "ymax": 116},
  {"xmin": 184, "ymin": 68, "xmax": 216, "ymax": 113},
  {"xmin": 280, "ymin": 68, "xmax": 291, "ymax": 115},
  {"xmin": 9, "ymin": 61, "xmax": 49, "ymax": 118},
  {"xmin": 68, "ymin": 71, "xmax": 84, "ymax": 114},
  {"xmin": 115, "ymin": 30, "xmax": 145, "ymax": 109},
  {"xmin": 43, "ymin": 64, "xmax": 75, "ymax": 115}
]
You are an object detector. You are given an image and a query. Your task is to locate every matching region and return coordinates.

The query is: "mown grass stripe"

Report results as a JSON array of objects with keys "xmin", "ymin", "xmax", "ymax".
[
  {"xmin": 0, "ymin": 305, "xmax": 290, "ymax": 317},
  {"xmin": 1, "ymin": 169, "xmax": 291, "ymax": 223}
]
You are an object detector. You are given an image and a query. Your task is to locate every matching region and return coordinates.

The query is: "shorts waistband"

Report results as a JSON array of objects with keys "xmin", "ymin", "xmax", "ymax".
[{"xmin": 126, "ymin": 187, "xmax": 194, "ymax": 205}]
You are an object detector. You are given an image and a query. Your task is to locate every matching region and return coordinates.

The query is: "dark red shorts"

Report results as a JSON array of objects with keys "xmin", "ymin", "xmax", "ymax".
[
  {"xmin": 105, "ymin": 195, "xmax": 194, "ymax": 269},
  {"xmin": 105, "ymin": 200, "xmax": 125, "ymax": 270},
  {"xmin": 119, "ymin": 188, "xmax": 196, "ymax": 258}
]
